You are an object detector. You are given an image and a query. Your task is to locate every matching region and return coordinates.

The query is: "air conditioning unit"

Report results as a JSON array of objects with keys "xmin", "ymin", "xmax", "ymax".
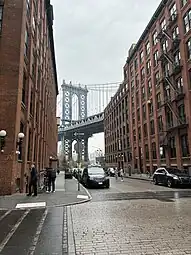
[{"xmin": 147, "ymin": 100, "xmax": 151, "ymax": 104}]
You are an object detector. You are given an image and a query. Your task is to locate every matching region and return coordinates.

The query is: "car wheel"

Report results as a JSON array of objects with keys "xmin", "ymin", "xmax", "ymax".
[
  {"xmin": 106, "ymin": 183, "xmax": 110, "ymax": 188},
  {"xmin": 167, "ymin": 179, "xmax": 173, "ymax": 188},
  {"xmin": 153, "ymin": 176, "xmax": 158, "ymax": 185}
]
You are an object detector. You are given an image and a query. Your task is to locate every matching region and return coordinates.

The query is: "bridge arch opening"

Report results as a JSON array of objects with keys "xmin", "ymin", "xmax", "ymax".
[{"xmin": 72, "ymin": 94, "xmax": 79, "ymax": 121}]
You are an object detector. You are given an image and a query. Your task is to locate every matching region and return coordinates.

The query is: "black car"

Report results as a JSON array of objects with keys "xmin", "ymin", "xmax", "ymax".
[
  {"xmin": 153, "ymin": 167, "xmax": 190, "ymax": 188},
  {"xmin": 81, "ymin": 166, "xmax": 110, "ymax": 188}
]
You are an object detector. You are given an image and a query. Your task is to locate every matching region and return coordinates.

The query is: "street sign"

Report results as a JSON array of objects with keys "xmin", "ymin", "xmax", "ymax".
[{"xmin": 74, "ymin": 132, "xmax": 84, "ymax": 137}]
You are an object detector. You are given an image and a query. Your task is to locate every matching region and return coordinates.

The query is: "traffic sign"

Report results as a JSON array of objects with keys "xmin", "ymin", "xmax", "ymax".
[{"xmin": 74, "ymin": 132, "xmax": 84, "ymax": 137}]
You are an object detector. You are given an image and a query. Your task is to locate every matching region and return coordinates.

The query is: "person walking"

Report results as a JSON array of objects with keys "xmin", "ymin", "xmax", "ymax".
[
  {"xmin": 27, "ymin": 164, "xmax": 38, "ymax": 196},
  {"xmin": 120, "ymin": 168, "xmax": 124, "ymax": 182}
]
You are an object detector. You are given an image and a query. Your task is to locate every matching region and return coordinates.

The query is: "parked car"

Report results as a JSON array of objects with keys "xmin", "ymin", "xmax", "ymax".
[
  {"xmin": 153, "ymin": 167, "xmax": 190, "ymax": 188},
  {"xmin": 81, "ymin": 166, "xmax": 110, "ymax": 188},
  {"xmin": 65, "ymin": 168, "xmax": 73, "ymax": 179}
]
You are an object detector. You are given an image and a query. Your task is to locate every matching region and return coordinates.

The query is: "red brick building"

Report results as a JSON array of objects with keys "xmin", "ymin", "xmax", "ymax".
[
  {"xmin": 0, "ymin": 0, "xmax": 58, "ymax": 195},
  {"xmin": 105, "ymin": 0, "xmax": 191, "ymax": 174}
]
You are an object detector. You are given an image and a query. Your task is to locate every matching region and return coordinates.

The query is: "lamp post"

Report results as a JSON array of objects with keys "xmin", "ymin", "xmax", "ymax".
[
  {"xmin": 0, "ymin": 130, "xmax": 7, "ymax": 153},
  {"xmin": 16, "ymin": 132, "xmax": 25, "ymax": 156}
]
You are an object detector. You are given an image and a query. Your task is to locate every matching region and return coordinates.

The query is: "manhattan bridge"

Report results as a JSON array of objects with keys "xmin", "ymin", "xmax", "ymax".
[{"xmin": 57, "ymin": 80, "xmax": 119, "ymax": 163}]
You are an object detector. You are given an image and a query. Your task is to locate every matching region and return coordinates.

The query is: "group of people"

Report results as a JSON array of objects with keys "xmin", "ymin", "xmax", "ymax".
[
  {"xmin": 114, "ymin": 168, "xmax": 124, "ymax": 181},
  {"xmin": 26, "ymin": 164, "xmax": 58, "ymax": 197}
]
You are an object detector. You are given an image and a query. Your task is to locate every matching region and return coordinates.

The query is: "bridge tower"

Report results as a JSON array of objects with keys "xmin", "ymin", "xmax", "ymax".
[{"xmin": 61, "ymin": 80, "xmax": 89, "ymax": 162}]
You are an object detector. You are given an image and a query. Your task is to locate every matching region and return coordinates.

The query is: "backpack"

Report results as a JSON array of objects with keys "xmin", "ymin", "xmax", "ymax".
[{"xmin": 51, "ymin": 169, "xmax": 56, "ymax": 178}]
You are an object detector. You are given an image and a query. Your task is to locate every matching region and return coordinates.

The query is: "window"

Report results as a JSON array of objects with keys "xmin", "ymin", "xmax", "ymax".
[
  {"xmin": 162, "ymin": 40, "xmax": 168, "ymax": 52},
  {"xmin": 27, "ymin": 129, "xmax": 31, "ymax": 161},
  {"xmin": 148, "ymin": 80, "xmax": 152, "ymax": 95},
  {"xmin": 152, "ymin": 142, "xmax": 157, "ymax": 159},
  {"xmin": 146, "ymin": 60, "xmax": 151, "ymax": 75},
  {"xmin": 22, "ymin": 72, "xmax": 27, "ymax": 104},
  {"xmin": 187, "ymin": 38, "xmax": 191, "ymax": 60},
  {"xmin": 138, "ymin": 127, "xmax": 141, "ymax": 140},
  {"xmin": 183, "ymin": 9, "xmax": 191, "ymax": 33},
  {"xmin": 158, "ymin": 115, "xmax": 163, "ymax": 131},
  {"xmin": 134, "ymin": 58, "xmax": 138, "ymax": 70},
  {"xmin": 166, "ymin": 110, "xmax": 173, "ymax": 128},
  {"xmin": 150, "ymin": 120, "xmax": 155, "ymax": 135},
  {"xmin": 137, "ymin": 109, "xmax": 140, "ymax": 121},
  {"xmin": 164, "ymin": 62, "xmax": 170, "ymax": 76},
  {"xmin": 140, "ymin": 50, "xmax": 144, "ymax": 64},
  {"xmin": 146, "ymin": 41, "xmax": 150, "ymax": 56},
  {"xmin": 0, "ymin": 3, "xmax": 3, "ymax": 34},
  {"xmin": 30, "ymin": 91, "xmax": 33, "ymax": 115},
  {"xmin": 176, "ymin": 77, "xmax": 183, "ymax": 92},
  {"xmin": 181, "ymin": 134, "xmax": 189, "ymax": 157},
  {"xmin": 145, "ymin": 144, "xmax": 149, "ymax": 159},
  {"xmin": 130, "ymin": 65, "xmax": 134, "ymax": 77},
  {"xmin": 182, "ymin": 0, "xmax": 188, "ymax": 7},
  {"xmin": 165, "ymin": 87, "xmax": 171, "ymax": 100},
  {"xmin": 169, "ymin": 3, "xmax": 177, "ymax": 20},
  {"xmin": 142, "ymin": 105, "xmax": 146, "ymax": 120},
  {"xmin": 172, "ymin": 26, "xmax": 179, "ymax": 39},
  {"xmin": 153, "ymin": 50, "xmax": 159, "ymax": 66},
  {"xmin": 155, "ymin": 71, "xmax": 160, "ymax": 85},
  {"xmin": 143, "ymin": 123, "xmax": 147, "ymax": 136},
  {"xmin": 135, "ymin": 74, "xmax": 139, "ymax": 88},
  {"xmin": 152, "ymin": 31, "xmax": 158, "ymax": 46},
  {"xmin": 160, "ymin": 19, "xmax": 166, "ymax": 30},
  {"xmin": 178, "ymin": 104, "xmax": 186, "ymax": 122},
  {"xmin": 133, "ymin": 130, "xmax": 136, "ymax": 142},
  {"xmin": 170, "ymin": 137, "xmax": 176, "ymax": 158},
  {"xmin": 141, "ymin": 67, "xmax": 145, "ymax": 81},
  {"xmin": 142, "ymin": 86, "xmax": 145, "ymax": 99},
  {"xmin": 24, "ymin": 27, "xmax": 29, "ymax": 57},
  {"xmin": 174, "ymin": 50, "xmax": 181, "ymax": 65},
  {"xmin": 156, "ymin": 93, "xmax": 161, "ymax": 109}
]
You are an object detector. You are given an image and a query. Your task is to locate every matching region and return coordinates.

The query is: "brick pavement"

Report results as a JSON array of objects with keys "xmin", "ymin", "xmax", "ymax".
[{"xmin": 70, "ymin": 198, "xmax": 191, "ymax": 255}]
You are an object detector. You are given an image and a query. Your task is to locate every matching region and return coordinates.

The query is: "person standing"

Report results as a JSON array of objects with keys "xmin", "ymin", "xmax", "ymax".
[
  {"xmin": 47, "ymin": 168, "xmax": 57, "ymax": 192},
  {"xmin": 27, "ymin": 164, "xmax": 38, "ymax": 196},
  {"xmin": 115, "ymin": 167, "xmax": 118, "ymax": 180}
]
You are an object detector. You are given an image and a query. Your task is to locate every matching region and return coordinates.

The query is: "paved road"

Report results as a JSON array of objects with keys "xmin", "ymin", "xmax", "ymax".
[{"xmin": 68, "ymin": 177, "xmax": 191, "ymax": 254}]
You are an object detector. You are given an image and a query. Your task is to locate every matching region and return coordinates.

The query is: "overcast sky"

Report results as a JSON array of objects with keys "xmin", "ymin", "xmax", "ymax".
[{"xmin": 53, "ymin": 0, "xmax": 161, "ymax": 153}]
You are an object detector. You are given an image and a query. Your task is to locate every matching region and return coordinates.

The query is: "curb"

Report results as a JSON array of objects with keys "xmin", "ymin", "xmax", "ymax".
[
  {"xmin": 0, "ymin": 178, "xmax": 92, "ymax": 211},
  {"xmin": 125, "ymin": 176, "xmax": 153, "ymax": 182}
]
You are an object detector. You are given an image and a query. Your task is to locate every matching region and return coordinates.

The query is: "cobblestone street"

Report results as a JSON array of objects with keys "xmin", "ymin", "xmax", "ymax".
[{"xmin": 71, "ymin": 198, "xmax": 191, "ymax": 255}]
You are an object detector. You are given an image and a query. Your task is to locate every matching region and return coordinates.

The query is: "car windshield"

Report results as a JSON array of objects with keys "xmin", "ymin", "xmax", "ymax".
[
  {"xmin": 88, "ymin": 167, "xmax": 105, "ymax": 175},
  {"xmin": 167, "ymin": 168, "xmax": 183, "ymax": 174}
]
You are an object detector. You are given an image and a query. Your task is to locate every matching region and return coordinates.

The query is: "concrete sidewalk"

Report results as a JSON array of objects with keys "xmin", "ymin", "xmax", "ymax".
[
  {"xmin": 125, "ymin": 173, "xmax": 153, "ymax": 182},
  {"xmin": 0, "ymin": 172, "xmax": 91, "ymax": 209}
]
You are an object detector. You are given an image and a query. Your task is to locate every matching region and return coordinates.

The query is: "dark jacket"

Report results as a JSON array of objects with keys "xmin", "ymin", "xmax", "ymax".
[{"xmin": 30, "ymin": 167, "xmax": 37, "ymax": 182}]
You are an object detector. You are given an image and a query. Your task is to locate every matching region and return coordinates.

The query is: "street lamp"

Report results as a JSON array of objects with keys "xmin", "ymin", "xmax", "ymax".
[
  {"xmin": 0, "ymin": 130, "xmax": 7, "ymax": 153},
  {"xmin": 16, "ymin": 132, "xmax": 25, "ymax": 154}
]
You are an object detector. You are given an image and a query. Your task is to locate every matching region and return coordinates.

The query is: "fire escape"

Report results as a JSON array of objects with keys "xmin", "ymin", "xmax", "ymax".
[{"xmin": 157, "ymin": 13, "xmax": 188, "ymax": 148}]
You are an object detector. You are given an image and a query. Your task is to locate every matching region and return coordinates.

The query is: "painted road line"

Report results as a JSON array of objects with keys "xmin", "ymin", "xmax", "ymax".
[
  {"xmin": 28, "ymin": 209, "xmax": 48, "ymax": 255},
  {"xmin": 77, "ymin": 195, "xmax": 89, "ymax": 199},
  {"xmin": 0, "ymin": 210, "xmax": 12, "ymax": 222},
  {"xmin": 15, "ymin": 202, "xmax": 46, "ymax": 209},
  {"xmin": 0, "ymin": 210, "xmax": 30, "ymax": 253}
]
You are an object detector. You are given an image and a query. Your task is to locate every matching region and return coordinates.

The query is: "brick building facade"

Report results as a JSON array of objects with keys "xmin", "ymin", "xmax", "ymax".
[
  {"xmin": 105, "ymin": 0, "xmax": 191, "ymax": 174},
  {"xmin": 0, "ymin": 0, "xmax": 58, "ymax": 195}
]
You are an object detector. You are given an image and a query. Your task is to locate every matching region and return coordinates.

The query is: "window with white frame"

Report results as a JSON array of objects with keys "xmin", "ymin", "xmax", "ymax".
[
  {"xmin": 164, "ymin": 62, "xmax": 170, "ymax": 76},
  {"xmin": 162, "ymin": 40, "xmax": 168, "ymax": 52},
  {"xmin": 153, "ymin": 50, "xmax": 159, "ymax": 66},
  {"xmin": 140, "ymin": 50, "xmax": 144, "ymax": 64},
  {"xmin": 170, "ymin": 3, "xmax": 177, "ymax": 19},
  {"xmin": 176, "ymin": 77, "xmax": 183, "ymax": 92},
  {"xmin": 183, "ymin": 9, "xmax": 191, "ymax": 33},
  {"xmin": 182, "ymin": 0, "xmax": 188, "ymax": 7},
  {"xmin": 146, "ymin": 41, "xmax": 150, "ymax": 56},
  {"xmin": 160, "ymin": 19, "xmax": 166, "ymax": 30},
  {"xmin": 187, "ymin": 37, "xmax": 191, "ymax": 60},
  {"xmin": 172, "ymin": 26, "xmax": 179, "ymax": 39},
  {"xmin": 174, "ymin": 51, "xmax": 181, "ymax": 65},
  {"xmin": 152, "ymin": 31, "xmax": 158, "ymax": 45}
]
